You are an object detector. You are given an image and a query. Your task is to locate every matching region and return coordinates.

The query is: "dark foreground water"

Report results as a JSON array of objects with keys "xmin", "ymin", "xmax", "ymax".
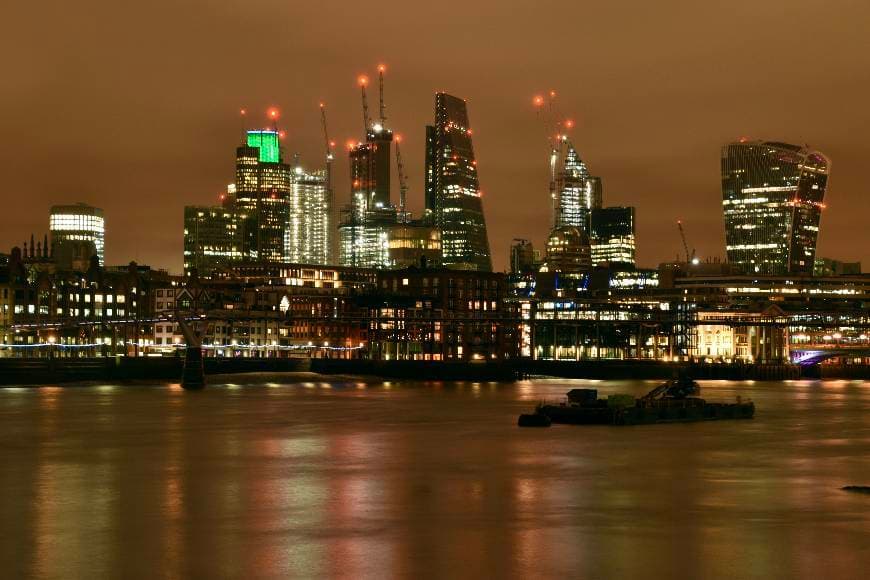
[{"xmin": 1, "ymin": 376, "xmax": 870, "ymax": 580}]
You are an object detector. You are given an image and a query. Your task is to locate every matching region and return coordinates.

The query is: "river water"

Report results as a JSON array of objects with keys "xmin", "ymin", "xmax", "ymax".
[{"xmin": 1, "ymin": 376, "xmax": 869, "ymax": 579}]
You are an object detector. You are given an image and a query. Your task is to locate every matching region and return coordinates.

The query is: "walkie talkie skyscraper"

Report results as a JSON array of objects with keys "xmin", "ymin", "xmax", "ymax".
[
  {"xmin": 424, "ymin": 93, "xmax": 492, "ymax": 272},
  {"xmin": 722, "ymin": 141, "xmax": 829, "ymax": 275}
]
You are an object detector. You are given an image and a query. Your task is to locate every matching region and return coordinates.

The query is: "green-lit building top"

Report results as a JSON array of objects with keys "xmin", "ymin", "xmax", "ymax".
[{"xmin": 246, "ymin": 131, "xmax": 281, "ymax": 163}]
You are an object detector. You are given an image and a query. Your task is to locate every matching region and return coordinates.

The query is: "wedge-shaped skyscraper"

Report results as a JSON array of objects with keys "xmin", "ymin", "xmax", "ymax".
[
  {"xmin": 721, "ymin": 141, "xmax": 829, "ymax": 275},
  {"xmin": 424, "ymin": 93, "xmax": 492, "ymax": 272}
]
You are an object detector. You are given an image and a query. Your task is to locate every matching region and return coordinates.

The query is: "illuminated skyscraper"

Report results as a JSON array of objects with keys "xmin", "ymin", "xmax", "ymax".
[
  {"xmin": 286, "ymin": 166, "xmax": 331, "ymax": 265},
  {"xmin": 591, "ymin": 206, "xmax": 636, "ymax": 268},
  {"xmin": 230, "ymin": 130, "xmax": 291, "ymax": 263},
  {"xmin": 424, "ymin": 93, "xmax": 492, "ymax": 272},
  {"xmin": 721, "ymin": 141, "xmax": 829, "ymax": 274},
  {"xmin": 554, "ymin": 143, "xmax": 598, "ymax": 235},
  {"xmin": 49, "ymin": 203, "xmax": 105, "ymax": 265}
]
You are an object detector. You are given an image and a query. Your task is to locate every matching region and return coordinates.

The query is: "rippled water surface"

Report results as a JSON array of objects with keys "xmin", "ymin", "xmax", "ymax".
[{"xmin": 2, "ymin": 376, "xmax": 870, "ymax": 579}]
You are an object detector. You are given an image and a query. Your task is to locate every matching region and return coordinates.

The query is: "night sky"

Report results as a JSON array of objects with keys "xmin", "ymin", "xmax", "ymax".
[{"xmin": 3, "ymin": 0, "xmax": 869, "ymax": 272}]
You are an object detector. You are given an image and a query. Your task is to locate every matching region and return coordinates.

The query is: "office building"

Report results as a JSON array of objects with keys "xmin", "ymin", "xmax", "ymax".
[
  {"xmin": 229, "ymin": 130, "xmax": 292, "ymax": 263},
  {"xmin": 555, "ymin": 143, "xmax": 597, "ymax": 235},
  {"xmin": 49, "ymin": 203, "xmax": 105, "ymax": 266},
  {"xmin": 591, "ymin": 206, "xmax": 636, "ymax": 268},
  {"xmin": 287, "ymin": 166, "xmax": 330, "ymax": 265},
  {"xmin": 543, "ymin": 226, "xmax": 591, "ymax": 276},
  {"xmin": 424, "ymin": 93, "xmax": 492, "ymax": 272},
  {"xmin": 387, "ymin": 222, "xmax": 441, "ymax": 268},
  {"xmin": 183, "ymin": 206, "xmax": 251, "ymax": 277},
  {"xmin": 510, "ymin": 239, "xmax": 538, "ymax": 274},
  {"xmin": 722, "ymin": 141, "xmax": 829, "ymax": 275}
]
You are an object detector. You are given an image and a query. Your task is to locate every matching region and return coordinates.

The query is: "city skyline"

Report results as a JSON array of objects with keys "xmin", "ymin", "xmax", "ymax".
[{"xmin": 2, "ymin": 1, "xmax": 869, "ymax": 272}]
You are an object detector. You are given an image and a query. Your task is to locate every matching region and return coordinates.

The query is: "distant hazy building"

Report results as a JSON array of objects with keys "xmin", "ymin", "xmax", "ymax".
[
  {"xmin": 591, "ymin": 207, "xmax": 636, "ymax": 268},
  {"xmin": 424, "ymin": 93, "xmax": 492, "ymax": 271},
  {"xmin": 543, "ymin": 226, "xmax": 591, "ymax": 276},
  {"xmin": 183, "ymin": 206, "xmax": 251, "ymax": 277},
  {"xmin": 722, "ymin": 141, "xmax": 829, "ymax": 275},
  {"xmin": 588, "ymin": 176, "xmax": 603, "ymax": 210},
  {"xmin": 813, "ymin": 258, "xmax": 861, "ymax": 277},
  {"xmin": 50, "ymin": 203, "xmax": 105, "ymax": 266},
  {"xmin": 510, "ymin": 239, "xmax": 538, "ymax": 274}
]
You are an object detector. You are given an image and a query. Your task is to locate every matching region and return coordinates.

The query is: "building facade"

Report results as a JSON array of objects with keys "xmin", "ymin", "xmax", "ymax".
[
  {"xmin": 722, "ymin": 141, "xmax": 829, "ymax": 275},
  {"xmin": 424, "ymin": 93, "xmax": 492, "ymax": 272},
  {"xmin": 287, "ymin": 167, "xmax": 330, "ymax": 265},
  {"xmin": 555, "ymin": 143, "xmax": 597, "ymax": 235},
  {"xmin": 543, "ymin": 226, "xmax": 592, "ymax": 276},
  {"xmin": 230, "ymin": 131, "xmax": 292, "ymax": 263},
  {"xmin": 183, "ymin": 206, "xmax": 251, "ymax": 277},
  {"xmin": 387, "ymin": 222, "xmax": 441, "ymax": 268},
  {"xmin": 50, "ymin": 203, "xmax": 105, "ymax": 266},
  {"xmin": 590, "ymin": 206, "xmax": 636, "ymax": 268}
]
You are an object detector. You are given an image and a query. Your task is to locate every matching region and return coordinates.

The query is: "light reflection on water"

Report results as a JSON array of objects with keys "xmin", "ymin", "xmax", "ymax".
[{"xmin": 1, "ymin": 378, "xmax": 869, "ymax": 579}]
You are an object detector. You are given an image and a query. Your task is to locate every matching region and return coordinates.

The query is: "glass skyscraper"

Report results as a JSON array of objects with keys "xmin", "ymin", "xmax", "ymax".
[
  {"xmin": 49, "ymin": 203, "xmax": 105, "ymax": 266},
  {"xmin": 721, "ymin": 141, "xmax": 829, "ymax": 275},
  {"xmin": 424, "ymin": 93, "xmax": 492, "ymax": 272},
  {"xmin": 590, "ymin": 206, "xmax": 636, "ymax": 268},
  {"xmin": 231, "ymin": 131, "xmax": 291, "ymax": 263},
  {"xmin": 555, "ymin": 143, "xmax": 596, "ymax": 235},
  {"xmin": 286, "ymin": 167, "xmax": 330, "ymax": 265}
]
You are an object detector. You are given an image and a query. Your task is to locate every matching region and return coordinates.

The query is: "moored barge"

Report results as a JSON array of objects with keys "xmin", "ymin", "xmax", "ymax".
[{"xmin": 523, "ymin": 379, "xmax": 754, "ymax": 426}]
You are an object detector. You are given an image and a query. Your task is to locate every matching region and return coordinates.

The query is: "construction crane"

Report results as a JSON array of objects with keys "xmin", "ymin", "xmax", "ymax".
[
  {"xmin": 677, "ymin": 220, "xmax": 696, "ymax": 264},
  {"xmin": 534, "ymin": 90, "xmax": 571, "ymax": 229},
  {"xmin": 377, "ymin": 64, "xmax": 387, "ymax": 126},
  {"xmin": 395, "ymin": 134, "xmax": 409, "ymax": 222},
  {"xmin": 358, "ymin": 75, "xmax": 371, "ymax": 133},
  {"xmin": 320, "ymin": 103, "xmax": 335, "ymax": 261}
]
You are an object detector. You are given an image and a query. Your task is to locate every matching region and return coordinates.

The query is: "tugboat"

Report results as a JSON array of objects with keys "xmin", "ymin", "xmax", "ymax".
[{"xmin": 522, "ymin": 376, "xmax": 754, "ymax": 426}]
